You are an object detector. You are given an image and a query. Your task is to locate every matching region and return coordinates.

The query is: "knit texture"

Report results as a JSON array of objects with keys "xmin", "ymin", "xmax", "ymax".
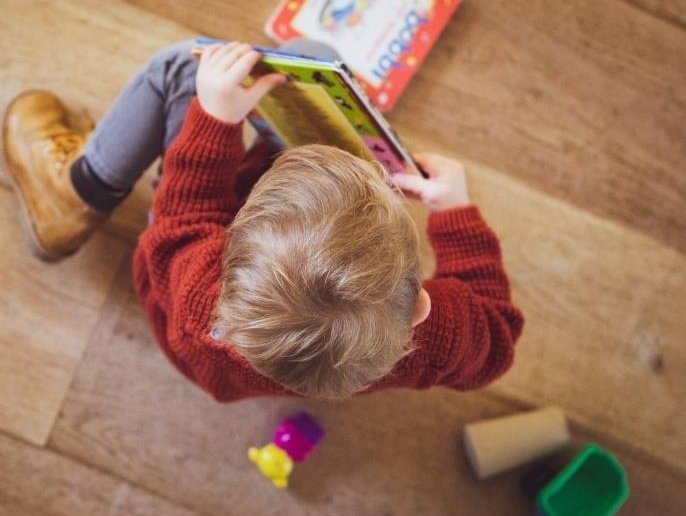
[{"xmin": 132, "ymin": 97, "xmax": 525, "ymax": 401}]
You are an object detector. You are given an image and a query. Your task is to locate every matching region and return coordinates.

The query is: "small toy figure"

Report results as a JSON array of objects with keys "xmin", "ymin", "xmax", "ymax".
[{"xmin": 248, "ymin": 412, "xmax": 325, "ymax": 488}]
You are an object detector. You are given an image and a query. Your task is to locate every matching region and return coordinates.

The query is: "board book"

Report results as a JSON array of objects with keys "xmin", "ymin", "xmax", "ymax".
[
  {"xmin": 265, "ymin": 0, "xmax": 462, "ymax": 112},
  {"xmin": 195, "ymin": 37, "xmax": 421, "ymax": 176}
]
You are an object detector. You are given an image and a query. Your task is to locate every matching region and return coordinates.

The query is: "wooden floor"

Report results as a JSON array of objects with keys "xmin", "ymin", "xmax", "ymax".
[{"xmin": 1, "ymin": 0, "xmax": 684, "ymax": 514}]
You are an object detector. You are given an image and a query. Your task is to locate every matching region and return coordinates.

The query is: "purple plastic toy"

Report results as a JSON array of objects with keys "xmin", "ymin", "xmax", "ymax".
[
  {"xmin": 274, "ymin": 412, "xmax": 325, "ymax": 461},
  {"xmin": 248, "ymin": 412, "xmax": 325, "ymax": 488}
]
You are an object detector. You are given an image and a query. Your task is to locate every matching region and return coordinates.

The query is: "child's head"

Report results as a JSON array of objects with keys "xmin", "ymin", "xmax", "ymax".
[{"xmin": 215, "ymin": 144, "xmax": 421, "ymax": 399}]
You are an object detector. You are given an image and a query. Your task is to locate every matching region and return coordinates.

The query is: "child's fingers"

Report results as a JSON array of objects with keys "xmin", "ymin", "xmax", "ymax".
[
  {"xmin": 415, "ymin": 153, "xmax": 465, "ymax": 178},
  {"xmin": 246, "ymin": 73, "xmax": 287, "ymax": 103},
  {"xmin": 206, "ymin": 41, "xmax": 239, "ymax": 63},
  {"xmin": 216, "ymin": 42, "xmax": 253, "ymax": 71},
  {"xmin": 413, "ymin": 153, "xmax": 433, "ymax": 164},
  {"xmin": 391, "ymin": 173, "xmax": 428, "ymax": 196},
  {"xmin": 413, "ymin": 153, "xmax": 442, "ymax": 178},
  {"xmin": 200, "ymin": 43, "xmax": 224, "ymax": 63},
  {"xmin": 205, "ymin": 41, "xmax": 241, "ymax": 68},
  {"xmin": 227, "ymin": 49, "xmax": 262, "ymax": 82}
]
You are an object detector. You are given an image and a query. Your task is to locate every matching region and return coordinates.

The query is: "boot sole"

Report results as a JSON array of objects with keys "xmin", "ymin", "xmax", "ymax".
[{"xmin": 2, "ymin": 90, "xmax": 82, "ymax": 262}]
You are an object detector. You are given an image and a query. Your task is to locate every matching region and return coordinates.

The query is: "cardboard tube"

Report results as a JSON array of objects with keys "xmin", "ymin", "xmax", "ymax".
[{"xmin": 463, "ymin": 407, "xmax": 570, "ymax": 479}]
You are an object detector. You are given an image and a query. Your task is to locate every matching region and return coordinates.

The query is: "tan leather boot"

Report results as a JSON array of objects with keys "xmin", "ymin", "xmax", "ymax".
[{"xmin": 3, "ymin": 90, "xmax": 106, "ymax": 261}]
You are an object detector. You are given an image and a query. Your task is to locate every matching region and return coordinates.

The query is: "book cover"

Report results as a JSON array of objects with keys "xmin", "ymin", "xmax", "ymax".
[{"xmin": 265, "ymin": 0, "xmax": 461, "ymax": 111}]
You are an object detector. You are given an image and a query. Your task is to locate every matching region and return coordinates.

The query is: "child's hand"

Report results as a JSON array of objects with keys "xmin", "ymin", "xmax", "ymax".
[
  {"xmin": 392, "ymin": 154, "xmax": 471, "ymax": 212},
  {"xmin": 196, "ymin": 42, "xmax": 286, "ymax": 124}
]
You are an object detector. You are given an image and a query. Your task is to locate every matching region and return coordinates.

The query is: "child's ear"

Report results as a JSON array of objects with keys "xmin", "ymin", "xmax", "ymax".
[{"xmin": 411, "ymin": 288, "xmax": 431, "ymax": 327}]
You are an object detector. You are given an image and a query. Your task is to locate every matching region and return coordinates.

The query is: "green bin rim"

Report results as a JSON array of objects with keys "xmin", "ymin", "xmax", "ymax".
[{"xmin": 536, "ymin": 443, "xmax": 630, "ymax": 516}]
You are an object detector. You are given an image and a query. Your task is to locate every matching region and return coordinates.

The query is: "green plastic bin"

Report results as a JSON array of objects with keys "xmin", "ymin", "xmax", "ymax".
[{"xmin": 536, "ymin": 444, "xmax": 629, "ymax": 516}]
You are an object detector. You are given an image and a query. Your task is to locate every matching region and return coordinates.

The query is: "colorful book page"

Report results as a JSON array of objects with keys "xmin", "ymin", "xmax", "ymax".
[
  {"xmin": 361, "ymin": 135, "xmax": 407, "ymax": 174},
  {"xmin": 255, "ymin": 80, "xmax": 375, "ymax": 160},
  {"xmin": 256, "ymin": 56, "xmax": 380, "ymax": 137},
  {"xmin": 265, "ymin": 0, "xmax": 462, "ymax": 111}
]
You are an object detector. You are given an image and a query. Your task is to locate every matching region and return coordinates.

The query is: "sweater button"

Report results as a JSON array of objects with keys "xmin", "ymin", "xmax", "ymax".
[{"xmin": 210, "ymin": 327, "xmax": 223, "ymax": 340}]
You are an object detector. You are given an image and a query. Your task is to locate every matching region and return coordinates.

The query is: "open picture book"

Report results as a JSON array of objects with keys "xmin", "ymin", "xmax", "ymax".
[{"xmin": 194, "ymin": 37, "xmax": 422, "ymax": 176}]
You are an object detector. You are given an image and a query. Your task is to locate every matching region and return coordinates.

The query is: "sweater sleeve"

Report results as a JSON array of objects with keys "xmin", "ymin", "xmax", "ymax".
[
  {"xmin": 138, "ymin": 97, "xmax": 247, "ymax": 301},
  {"xmin": 134, "ymin": 98, "xmax": 250, "ymax": 389},
  {"xmin": 233, "ymin": 136, "xmax": 281, "ymax": 204},
  {"xmin": 152, "ymin": 97, "xmax": 246, "ymax": 221},
  {"xmin": 416, "ymin": 205, "xmax": 524, "ymax": 390}
]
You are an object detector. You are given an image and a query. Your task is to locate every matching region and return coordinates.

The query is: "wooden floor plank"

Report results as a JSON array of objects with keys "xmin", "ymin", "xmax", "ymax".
[
  {"xmin": 625, "ymin": 0, "xmax": 686, "ymax": 28},
  {"xmin": 458, "ymin": 157, "xmax": 685, "ymax": 470},
  {"xmin": 122, "ymin": 0, "xmax": 277, "ymax": 44},
  {"xmin": 0, "ymin": 431, "xmax": 197, "ymax": 516},
  {"xmin": 0, "ymin": 0, "xmax": 191, "ymax": 443},
  {"xmin": 48, "ymin": 262, "xmax": 685, "ymax": 514},
  {"xmin": 405, "ymin": 131, "xmax": 685, "ymax": 470},
  {"xmin": 48, "ymin": 259, "xmax": 537, "ymax": 516},
  {"xmin": 400, "ymin": 0, "xmax": 686, "ymax": 253},
  {"xmin": 126, "ymin": 0, "xmax": 686, "ymax": 252},
  {"xmin": 0, "ymin": 0, "xmax": 683, "ymax": 513},
  {"xmin": 0, "ymin": 186, "xmax": 129, "ymax": 445}
]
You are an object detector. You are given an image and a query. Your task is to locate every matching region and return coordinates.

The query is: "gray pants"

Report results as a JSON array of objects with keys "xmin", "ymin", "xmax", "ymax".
[
  {"xmin": 84, "ymin": 39, "xmax": 338, "ymax": 191},
  {"xmin": 85, "ymin": 40, "xmax": 197, "ymax": 191}
]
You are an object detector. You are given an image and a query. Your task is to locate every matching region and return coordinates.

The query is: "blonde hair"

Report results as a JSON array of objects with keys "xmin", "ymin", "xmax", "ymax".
[{"xmin": 215, "ymin": 144, "xmax": 420, "ymax": 398}]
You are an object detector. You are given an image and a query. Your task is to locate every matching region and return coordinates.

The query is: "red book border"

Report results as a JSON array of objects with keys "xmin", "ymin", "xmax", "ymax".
[{"xmin": 267, "ymin": 0, "xmax": 461, "ymax": 111}]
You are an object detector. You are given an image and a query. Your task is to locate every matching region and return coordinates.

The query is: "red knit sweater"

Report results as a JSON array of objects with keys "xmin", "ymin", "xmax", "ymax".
[{"xmin": 133, "ymin": 98, "xmax": 524, "ymax": 402}]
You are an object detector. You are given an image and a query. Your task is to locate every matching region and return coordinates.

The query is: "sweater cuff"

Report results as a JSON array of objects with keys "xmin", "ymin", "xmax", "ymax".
[
  {"xmin": 427, "ymin": 205, "xmax": 484, "ymax": 235},
  {"xmin": 176, "ymin": 97, "xmax": 245, "ymax": 160}
]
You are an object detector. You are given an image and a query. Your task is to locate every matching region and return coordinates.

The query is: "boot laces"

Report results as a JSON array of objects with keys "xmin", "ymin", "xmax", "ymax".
[{"xmin": 42, "ymin": 133, "xmax": 83, "ymax": 170}]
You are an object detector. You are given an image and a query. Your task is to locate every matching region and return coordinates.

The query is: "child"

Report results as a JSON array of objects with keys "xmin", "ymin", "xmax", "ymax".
[{"xmin": 3, "ymin": 41, "xmax": 524, "ymax": 400}]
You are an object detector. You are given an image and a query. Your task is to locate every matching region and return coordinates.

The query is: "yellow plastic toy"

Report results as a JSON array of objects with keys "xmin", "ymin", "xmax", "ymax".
[
  {"xmin": 247, "ymin": 412, "xmax": 325, "ymax": 489},
  {"xmin": 248, "ymin": 443, "xmax": 294, "ymax": 489}
]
